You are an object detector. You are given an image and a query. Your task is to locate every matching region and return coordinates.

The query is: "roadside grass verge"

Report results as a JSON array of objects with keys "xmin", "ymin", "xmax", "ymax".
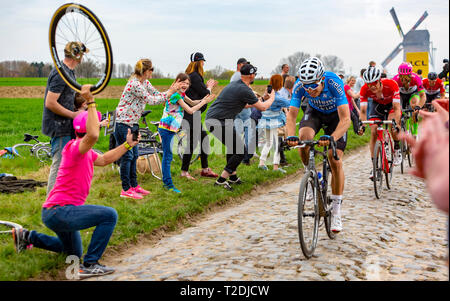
[{"xmin": 0, "ymin": 97, "xmax": 370, "ymax": 280}]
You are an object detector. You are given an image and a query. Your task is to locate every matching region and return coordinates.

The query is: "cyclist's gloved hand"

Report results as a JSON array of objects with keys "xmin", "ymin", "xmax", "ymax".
[
  {"xmin": 318, "ymin": 135, "xmax": 334, "ymax": 147},
  {"xmin": 286, "ymin": 136, "xmax": 300, "ymax": 146},
  {"xmin": 414, "ymin": 106, "xmax": 421, "ymax": 112}
]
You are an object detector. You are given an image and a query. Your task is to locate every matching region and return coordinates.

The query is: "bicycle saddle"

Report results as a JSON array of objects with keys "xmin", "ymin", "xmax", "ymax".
[
  {"xmin": 24, "ymin": 134, "xmax": 38, "ymax": 142},
  {"xmin": 141, "ymin": 110, "xmax": 152, "ymax": 118}
]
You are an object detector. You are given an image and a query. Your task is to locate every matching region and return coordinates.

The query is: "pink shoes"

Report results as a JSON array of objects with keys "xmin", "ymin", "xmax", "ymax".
[
  {"xmin": 120, "ymin": 188, "xmax": 143, "ymax": 199},
  {"xmin": 120, "ymin": 186, "xmax": 150, "ymax": 199},
  {"xmin": 134, "ymin": 185, "xmax": 150, "ymax": 196}
]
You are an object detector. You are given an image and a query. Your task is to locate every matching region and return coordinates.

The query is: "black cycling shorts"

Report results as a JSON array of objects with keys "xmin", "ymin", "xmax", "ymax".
[
  {"xmin": 368, "ymin": 102, "xmax": 394, "ymax": 121},
  {"xmin": 299, "ymin": 105, "xmax": 347, "ymax": 151},
  {"xmin": 426, "ymin": 93, "xmax": 440, "ymax": 104}
]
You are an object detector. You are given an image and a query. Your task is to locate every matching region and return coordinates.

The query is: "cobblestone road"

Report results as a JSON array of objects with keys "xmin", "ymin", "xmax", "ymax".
[{"xmin": 92, "ymin": 146, "xmax": 448, "ymax": 281}]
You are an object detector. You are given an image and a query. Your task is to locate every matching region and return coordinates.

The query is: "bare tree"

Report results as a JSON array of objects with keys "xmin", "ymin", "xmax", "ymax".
[
  {"xmin": 316, "ymin": 54, "xmax": 344, "ymax": 73},
  {"xmin": 75, "ymin": 58, "xmax": 100, "ymax": 78},
  {"xmin": 272, "ymin": 51, "xmax": 311, "ymax": 76},
  {"xmin": 272, "ymin": 52, "xmax": 345, "ymax": 76}
]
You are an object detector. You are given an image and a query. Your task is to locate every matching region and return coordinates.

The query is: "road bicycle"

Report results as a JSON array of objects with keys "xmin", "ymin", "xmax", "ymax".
[
  {"xmin": 49, "ymin": 3, "xmax": 113, "ymax": 95},
  {"xmin": 362, "ymin": 119, "xmax": 397, "ymax": 199},
  {"xmin": 293, "ymin": 136, "xmax": 339, "ymax": 259},
  {"xmin": 12, "ymin": 134, "xmax": 52, "ymax": 163}
]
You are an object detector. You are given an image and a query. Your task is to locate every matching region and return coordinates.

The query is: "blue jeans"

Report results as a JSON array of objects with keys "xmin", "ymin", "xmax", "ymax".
[
  {"xmin": 158, "ymin": 128, "xmax": 176, "ymax": 187},
  {"xmin": 234, "ymin": 117, "xmax": 255, "ymax": 162},
  {"xmin": 114, "ymin": 123, "xmax": 139, "ymax": 191},
  {"xmin": 47, "ymin": 135, "xmax": 72, "ymax": 195},
  {"xmin": 29, "ymin": 205, "xmax": 118, "ymax": 264}
]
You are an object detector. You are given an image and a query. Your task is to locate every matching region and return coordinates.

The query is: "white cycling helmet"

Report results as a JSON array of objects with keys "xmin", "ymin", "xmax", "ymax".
[
  {"xmin": 298, "ymin": 57, "xmax": 325, "ymax": 84},
  {"xmin": 363, "ymin": 66, "xmax": 382, "ymax": 83}
]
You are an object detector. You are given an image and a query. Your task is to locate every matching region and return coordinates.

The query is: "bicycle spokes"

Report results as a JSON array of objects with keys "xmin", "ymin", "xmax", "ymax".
[{"xmin": 49, "ymin": 3, "xmax": 113, "ymax": 94}]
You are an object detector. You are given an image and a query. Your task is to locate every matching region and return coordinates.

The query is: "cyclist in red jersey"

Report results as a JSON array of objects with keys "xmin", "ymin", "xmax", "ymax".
[
  {"xmin": 423, "ymin": 72, "xmax": 446, "ymax": 105},
  {"xmin": 358, "ymin": 67, "xmax": 402, "ymax": 179}
]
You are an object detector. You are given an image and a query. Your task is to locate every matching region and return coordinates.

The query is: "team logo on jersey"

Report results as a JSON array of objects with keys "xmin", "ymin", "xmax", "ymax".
[{"xmin": 328, "ymin": 78, "xmax": 344, "ymax": 97}]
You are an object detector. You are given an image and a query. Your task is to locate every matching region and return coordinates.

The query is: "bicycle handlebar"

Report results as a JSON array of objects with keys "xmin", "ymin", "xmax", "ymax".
[{"xmin": 288, "ymin": 137, "xmax": 340, "ymax": 161}]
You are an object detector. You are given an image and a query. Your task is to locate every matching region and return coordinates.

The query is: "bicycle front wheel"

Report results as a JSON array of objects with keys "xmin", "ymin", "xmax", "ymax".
[
  {"xmin": 49, "ymin": 3, "xmax": 113, "ymax": 95},
  {"xmin": 373, "ymin": 141, "xmax": 383, "ymax": 199},
  {"xmin": 384, "ymin": 136, "xmax": 394, "ymax": 190},
  {"xmin": 297, "ymin": 171, "xmax": 320, "ymax": 259},
  {"xmin": 34, "ymin": 145, "xmax": 52, "ymax": 163}
]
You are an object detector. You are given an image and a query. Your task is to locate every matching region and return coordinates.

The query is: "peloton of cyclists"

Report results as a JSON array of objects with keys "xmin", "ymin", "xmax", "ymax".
[
  {"xmin": 286, "ymin": 57, "xmax": 351, "ymax": 233},
  {"xmin": 358, "ymin": 66, "xmax": 402, "ymax": 180}
]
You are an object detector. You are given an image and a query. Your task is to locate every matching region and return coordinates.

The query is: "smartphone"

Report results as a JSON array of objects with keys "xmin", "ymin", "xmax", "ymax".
[
  {"xmin": 267, "ymin": 85, "xmax": 273, "ymax": 94},
  {"xmin": 131, "ymin": 125, "xmax": 139, "ymax": 141}
]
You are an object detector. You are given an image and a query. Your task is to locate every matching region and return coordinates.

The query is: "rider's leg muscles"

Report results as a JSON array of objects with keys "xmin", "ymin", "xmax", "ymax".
[
  {"xmin": 410, "ymin": 94, "xmax": 420, "ymax": 133},
  {"xmin": 298, "ymin": 127, "xmax": 315, "ymax": 167},
  {"xmin": 329, "ymin": 149, "xmax": 345, "ymax": 196},
  {"xmin": 369, "ymin": 124, "xmax": 378, "ymax": 158}
]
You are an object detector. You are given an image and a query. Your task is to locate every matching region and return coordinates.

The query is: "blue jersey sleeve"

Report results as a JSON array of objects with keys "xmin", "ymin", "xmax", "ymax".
[
  {"xmin": 326, "ymin": 75, "xmax": 348, "ymax": 107},
  {"xmin": 290, "ymin": 79, "xmax": 304, "ymax": 108}
]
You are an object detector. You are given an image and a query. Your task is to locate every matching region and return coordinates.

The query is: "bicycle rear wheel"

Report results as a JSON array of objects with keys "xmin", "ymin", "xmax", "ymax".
[
  {"xmin": 297, "ymin": 171, "xmax": 320, "ymax": 259},
  {"xmin": 11, "ymin": 144, "xmax": 34, "ymax": 159},
  {"xmin": 373, "ymin": 141, "xmax": 383, "ymax": 199},
  {"xmin": 49, "ymin": 3, "xmax": 113, "ymax": 95}
]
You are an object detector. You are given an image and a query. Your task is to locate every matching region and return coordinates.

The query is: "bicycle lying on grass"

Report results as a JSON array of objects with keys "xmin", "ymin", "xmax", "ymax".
[
  {"xmin": 12, "ymin": 134, "xmax": 52, "ymax": 163},
  {"xmin": 291, "ymin": 136, "xmax": 339, "ymax": 259}
]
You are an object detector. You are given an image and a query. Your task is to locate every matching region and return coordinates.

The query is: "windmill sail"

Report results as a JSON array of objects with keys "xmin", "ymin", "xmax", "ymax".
[
  {"xmin": 408, "ymin": 11, "xmax": 428, "ymax": 33},
  {"xmin": 381, "ymin": 43, "xmax": 403, "ymax": 68},
  {"xmin": 390, "ymin": 7, "xmax": 404, "ymax": 38}
]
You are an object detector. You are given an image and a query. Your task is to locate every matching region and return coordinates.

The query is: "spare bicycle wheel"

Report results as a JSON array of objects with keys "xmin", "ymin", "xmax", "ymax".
[{"xmin": 49, "ymin": 3, "xmax": 113, "ymax": 95}]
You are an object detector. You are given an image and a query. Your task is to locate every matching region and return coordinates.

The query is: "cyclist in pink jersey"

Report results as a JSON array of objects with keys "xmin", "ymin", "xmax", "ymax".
[{"xmin": 393, "ymin": 62, "xmax": 426, "ymax": 124}]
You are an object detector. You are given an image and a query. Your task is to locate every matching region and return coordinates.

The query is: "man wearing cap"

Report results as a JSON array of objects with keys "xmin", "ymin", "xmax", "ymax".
[
  {"xmin": 42, "ymin": 41, "xmax": 88, "ymax": 195},
  {"xmin": 205, "ymin": 64, "xmax": 276, "ymax": 190}
]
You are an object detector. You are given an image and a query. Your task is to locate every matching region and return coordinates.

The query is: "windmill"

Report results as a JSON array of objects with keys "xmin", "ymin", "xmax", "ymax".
[{"xmin": 381, "ymin": 8, "xmax": 434, "ymax": 70}]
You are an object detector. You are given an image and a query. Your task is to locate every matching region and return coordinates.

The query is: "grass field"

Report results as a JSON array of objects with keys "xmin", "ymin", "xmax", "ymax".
[
  {"xmin": 0, "ymin": 77, "xmax": 269, "ymax": 87},
  {"xmin": 0, "ymin": 96, "xmax": 370, "ymax": 280}
]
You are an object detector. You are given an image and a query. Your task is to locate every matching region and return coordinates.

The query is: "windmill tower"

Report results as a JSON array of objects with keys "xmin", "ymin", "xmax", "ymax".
[{"xmin": 381, "ymin": 8, "xmax": 434, "ymax": 74}]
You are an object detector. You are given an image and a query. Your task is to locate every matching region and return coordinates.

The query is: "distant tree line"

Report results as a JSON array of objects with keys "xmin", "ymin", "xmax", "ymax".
[{"xmin": 0, "ymin": 60, "xmax": 166, "ymax": 79}]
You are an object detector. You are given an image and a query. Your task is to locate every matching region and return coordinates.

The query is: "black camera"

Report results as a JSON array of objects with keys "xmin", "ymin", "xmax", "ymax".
[
  {"xmin": 131, "ymin": 124, "xmax": 139, "ymax": 141},
  {"xmin": 267, "ymin": 85, "xmax": 273, "ymax": 94}
]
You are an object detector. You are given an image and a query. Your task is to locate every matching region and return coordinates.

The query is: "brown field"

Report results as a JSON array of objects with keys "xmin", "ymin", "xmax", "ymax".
[{"xmin": 0, "ymin": 85, "xmax": 268, "ymax": 99}]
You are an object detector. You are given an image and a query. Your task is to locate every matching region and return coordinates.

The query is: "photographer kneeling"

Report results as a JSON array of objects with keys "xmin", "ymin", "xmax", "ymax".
[{"xmin": 11, "ymin": 85, "xmax": 140, "ymax": 279}]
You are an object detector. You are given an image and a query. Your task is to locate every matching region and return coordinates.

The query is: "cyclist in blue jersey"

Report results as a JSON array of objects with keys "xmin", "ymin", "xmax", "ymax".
[{"xmin": 286, "ymin": 57, "xmax": 351, "ymax": 233}]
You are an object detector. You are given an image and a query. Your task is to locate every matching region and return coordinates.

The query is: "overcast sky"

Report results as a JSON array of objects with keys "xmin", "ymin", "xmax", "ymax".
[{"xmin": 0, "ymin": 0, "xmax": 448, "ymax": 78}]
